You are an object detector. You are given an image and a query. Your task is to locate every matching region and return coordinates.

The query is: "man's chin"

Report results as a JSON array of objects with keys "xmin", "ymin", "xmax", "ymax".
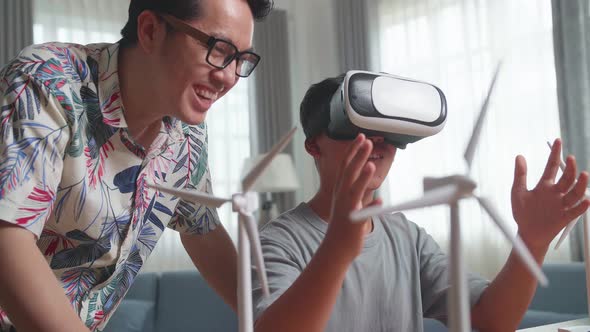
[{"xmin": 180, "ymin": 109, "xmax": 208, "ymax": 125}]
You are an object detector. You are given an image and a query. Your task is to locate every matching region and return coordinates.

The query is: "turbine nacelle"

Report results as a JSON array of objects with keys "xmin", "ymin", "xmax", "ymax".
[{"xmin": 232, "ymin": 192, "xmax": 259, "ymax": 214}]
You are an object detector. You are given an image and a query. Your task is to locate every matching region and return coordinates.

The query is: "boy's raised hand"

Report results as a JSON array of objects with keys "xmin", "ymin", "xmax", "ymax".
[
  {"xmin": 511, "ymin": 138, "xmax": 590, "ymax": 250},
  {"xmin": 326, "ymin": 134, "xmax": 381, "ymax": 261}
]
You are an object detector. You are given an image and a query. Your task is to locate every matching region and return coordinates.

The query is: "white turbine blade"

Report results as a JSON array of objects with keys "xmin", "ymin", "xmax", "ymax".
[
  {"xmin": 350, "ymin": 184, "xmax": 461, "ymax": 222},
  {"xmin": 464, "ymin": 62, "xmax": 502, "ymax": 171},
  {"xmin": 148, "ymin": 183, "xmax": 230, "ymax": 208},
  {"xmin": 555, "ymin": 219, "xmax": 578, "ymax": 250},
  {"xmin": 546, "ymin": 141, "xmax": 590, "ymax": 249},
  {"xmin": 476, "ymin": 196, "xmax": 549, "ymax": 286},
  {"xmin": 582, "ymin": 214, "xmax": 590, "ymax": 318},
  {"xmin": 554, "ymin": 190, "xmax": 590, "ymax": 249},
  {"xmin": 546, "ymin": 141, "xmax": 566, "ymax": 170},
  {"xmin": 242, "ymin": 127, "xmax": 297, "ymax": 192},
  {"xmin": 241, "ymin": 213, "xmax": 270, "ymax": 298}
]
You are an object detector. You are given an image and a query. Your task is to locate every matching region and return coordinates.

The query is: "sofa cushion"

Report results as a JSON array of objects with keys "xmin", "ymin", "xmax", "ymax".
[
  {"xmin": 423, "ymin": 310, "xmax": 587, "ymax": 332},
  {"xmin": 423, "ymin": 318, "xmax": 448, "ymax": 332},
  {"xmin": 517, "ymin": 310, "xmax": 586, "ymax": 329},
  {"xmin": 156, "ymin": 271, "xmax": 237, "ymax": 332},
  {"xmin": 125, "ymin": 272, "xmax": 159, "ymax": 303},
  {"xmin": 530, "ymin": 263, "xmax": 588, "ymax": 314},
  {"xmin": 102, "ymin": 299, "xmax": 155, "ymax": 332}
]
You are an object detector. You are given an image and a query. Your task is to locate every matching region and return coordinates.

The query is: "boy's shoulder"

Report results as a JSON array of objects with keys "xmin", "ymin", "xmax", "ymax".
[
  {"xmin": 260, "ymin": 204, "xmax": 315, "ymax": 237},
  {"xmin": 259, "ymin": 203, "xmax": 328, "ymax": 251},
  {"xmin": 258, "ymin": 203, "xmax": 331, "ymax": 266},
  {"xmin": 378, "ymin": 211, "xmax": 419, "ymax": 234},
  {"xmin": 376, "ymin": 212, "xmax": 437, "ymax": 251}
]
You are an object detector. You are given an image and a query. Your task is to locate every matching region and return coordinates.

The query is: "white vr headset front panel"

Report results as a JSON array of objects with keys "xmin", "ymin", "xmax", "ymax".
[
  {"xmin": 342, "ymin": 70, "xmax": 446, "ymax": 138},
  {"xmin": 371, "ymin": 76, "xmax": 442, "ymax": 122}
]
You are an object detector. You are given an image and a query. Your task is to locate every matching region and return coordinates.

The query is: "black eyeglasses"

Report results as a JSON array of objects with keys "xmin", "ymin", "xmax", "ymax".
[{"xmin": 160, "ymin": 13, "xmax": 260, "ymax": 78}]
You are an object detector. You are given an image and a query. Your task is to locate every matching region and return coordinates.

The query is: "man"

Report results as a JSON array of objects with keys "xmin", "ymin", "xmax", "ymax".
[
  {"xmin": 0, "ymin": 0, "xmax": 272, "ymax": 331},
  {"xmin": 252, "ymin": 75, "xmax": 590, "ymax": 331}
]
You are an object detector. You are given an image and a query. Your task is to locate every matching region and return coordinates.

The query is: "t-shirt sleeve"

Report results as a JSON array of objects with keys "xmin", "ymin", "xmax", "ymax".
[
  {"xmin": 168, "ymin": 123, "xmax": 221, "ymax": 235},
  {"xmin": 0, "ymin": 50, "xmax": 70, "ymax": 238},
  {"xmin": 252, "ymin": 237, "xmax": 303, "ymax": 321},
  {"xmin": 416, "ymin": 224, "xmax": 489, "ymax": 323}
]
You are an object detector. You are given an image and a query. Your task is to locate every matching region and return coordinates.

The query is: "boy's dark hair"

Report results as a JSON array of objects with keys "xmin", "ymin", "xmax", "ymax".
[
  {"xmin": 120, "ymin": 0, "xmax": 274, "ymax": 48},
  {"xmin": 300, "ymin": 74, "xmax": 345, "ymax": 140}
]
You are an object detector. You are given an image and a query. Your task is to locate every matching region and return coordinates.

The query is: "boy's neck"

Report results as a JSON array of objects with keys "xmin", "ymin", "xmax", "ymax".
[{"xmin": 307, "ymin": 187, "xmax": 375, "ymax": 234}]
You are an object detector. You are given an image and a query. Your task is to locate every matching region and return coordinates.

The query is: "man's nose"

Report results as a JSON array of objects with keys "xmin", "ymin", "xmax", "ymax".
[{"xmin": 212, "ymin": 61, "xmax": 238, "ymax": 88}]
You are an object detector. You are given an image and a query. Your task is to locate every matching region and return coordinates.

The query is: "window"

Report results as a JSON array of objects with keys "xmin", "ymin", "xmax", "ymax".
[{"xmin": 374, "ymin": 0, "xmax": 566, "ymax": 277}]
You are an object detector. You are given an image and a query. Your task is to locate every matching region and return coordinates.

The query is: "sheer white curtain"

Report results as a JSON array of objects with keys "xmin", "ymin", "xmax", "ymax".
[
  {"xmin": 32, "ymin": 0, "xmax": 252, "ymax": 272},
  {"xmin": 372, "ymin": 0, "xmax": 569, "ymax": 278},
  {"xmin": 33, "ymin": 0, "xmax": 127, "ymax": 44}
]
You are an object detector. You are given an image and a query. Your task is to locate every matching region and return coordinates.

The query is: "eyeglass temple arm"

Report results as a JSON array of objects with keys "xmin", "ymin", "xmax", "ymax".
[{"xmin": 160, "ymin": 13, "xmax": 213, "ymax": 46}]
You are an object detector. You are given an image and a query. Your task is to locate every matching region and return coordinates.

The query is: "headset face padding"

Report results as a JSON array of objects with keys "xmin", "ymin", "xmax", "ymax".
[{"xmin": 327, "ymin": 70, "xmax": 447, "ymax": 148}]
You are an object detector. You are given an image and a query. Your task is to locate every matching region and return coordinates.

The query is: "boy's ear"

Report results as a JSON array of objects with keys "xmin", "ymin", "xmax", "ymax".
[{"xmin": 304, "ymin": 138, "xmax": 321, "ymax": 158}]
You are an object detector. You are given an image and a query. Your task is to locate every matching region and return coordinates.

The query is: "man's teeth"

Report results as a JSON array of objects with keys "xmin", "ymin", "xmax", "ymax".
[
  {"xmin": 196, "ymin": 88, "xmax": 218, "ymax": 101},
  {"xmin": 369, "ymin": 154, "xmax": 383, "ymax": 160}
]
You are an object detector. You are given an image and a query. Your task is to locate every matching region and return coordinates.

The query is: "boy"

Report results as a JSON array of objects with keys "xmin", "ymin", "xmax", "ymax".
[{"xmin": 252, "ymin": 74, "xmax": 590, "ymax": 331}]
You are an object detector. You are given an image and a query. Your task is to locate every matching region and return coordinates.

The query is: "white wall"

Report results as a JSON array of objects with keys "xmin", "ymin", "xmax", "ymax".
[{"xmin": 274, "ymin": 0, "xmax": 341, "ymax": 202}]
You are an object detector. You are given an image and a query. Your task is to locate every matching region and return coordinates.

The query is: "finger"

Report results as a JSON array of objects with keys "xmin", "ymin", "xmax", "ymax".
[
  {"xmin": 564, "ymin": 198, "xmax": 590, "ymax": 221},
  {"xmin": 354, "ymin": 196, "xmax": 382, "ymax": 223},
  {"xmin": 512, "ymin": 155, "xmax": 528, "ymax": 193},
  {"xmin": 341, "ymin": 139, "xmax": 373, "ymax": 189},
  {"xmin": 342, "ymin": 134, "xmax": 366, "ymax": 167},
  {"xmin": 562, "ymin": 171, "xmax": 590, "ymax": 208},
  {"xmin": 348, "ymin": 161, "xmax": 376, "ymax": 206},
  {"xmin": 555, "ymin": 155, "xmax": 577, "ymax": 193},
  {"xmin": 334, "ymin": 134, "xmax": 366, "ymax": 187},
  {"xmin": 540, "ymin": 138, "xmax": 562, "ymax": 183},
  {"xmin": 368, "ymin": 197, "xmax": 383, "ymax": 207}
]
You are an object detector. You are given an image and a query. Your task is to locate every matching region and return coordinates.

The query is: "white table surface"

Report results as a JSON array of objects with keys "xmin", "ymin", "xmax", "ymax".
[{"xmin": 517, "ymin": 318, "xmax": 590, "ymax": 332}]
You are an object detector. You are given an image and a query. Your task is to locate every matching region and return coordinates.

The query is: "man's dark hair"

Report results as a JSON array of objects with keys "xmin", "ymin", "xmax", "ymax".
[
  {"xmin": 119, "ymin": 0, "xmax": 274, "ymax": 48},
  {"xmin": 300, "ymin": 74, "xmax": 345, "ymax": 140}
]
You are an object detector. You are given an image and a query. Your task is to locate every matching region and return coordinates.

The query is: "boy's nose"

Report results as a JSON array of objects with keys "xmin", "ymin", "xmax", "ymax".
[{"xmin": 367, "ymin": 136, "xmax": 385, "ymax": 144}]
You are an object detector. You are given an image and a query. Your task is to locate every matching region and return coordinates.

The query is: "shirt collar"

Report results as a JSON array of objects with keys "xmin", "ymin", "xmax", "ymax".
[
  {"xmin": 164, "ymin": 116, "xmax": 186, "ymax": 144},
  {"xmin": 97, "ymin": 43, "xmax": 127, "ymax": 129},
  {"xmin": 97, "ymin": 43, "xmax": 186, "ymax": 146}
]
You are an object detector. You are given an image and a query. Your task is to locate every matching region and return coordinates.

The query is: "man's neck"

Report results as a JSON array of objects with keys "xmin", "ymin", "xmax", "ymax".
[{"xmin": 118, "ymin": 46, "xmax": 164, "ymax": 149}]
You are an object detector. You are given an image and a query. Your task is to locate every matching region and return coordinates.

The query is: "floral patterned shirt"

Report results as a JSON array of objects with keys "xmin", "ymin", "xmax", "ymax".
[{"xmin": 0, "ymin": 42, "xmax": 220, "ymax": 331}]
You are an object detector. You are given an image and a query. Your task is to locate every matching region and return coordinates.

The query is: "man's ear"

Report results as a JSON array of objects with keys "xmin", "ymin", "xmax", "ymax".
[
  {"xmin": 136, "ymin": 10, "xmax": 167, "ymax": 54},
  {"xmin": 304, "ymin": 138, "xmax": 321, "ymax": 158}
]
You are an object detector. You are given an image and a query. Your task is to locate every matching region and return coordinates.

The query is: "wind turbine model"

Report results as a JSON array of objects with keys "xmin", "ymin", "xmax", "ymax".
[
  {"xmin": 149, "ymin": 127, "xmax": 297, "ymax": 332},
  {"xmin": 548, "ymin": 141, "xmax": 590, "ymax": 319},
  {"xmin": 350, "ymin": 64, "xmax": 549, "ymax": 332}
]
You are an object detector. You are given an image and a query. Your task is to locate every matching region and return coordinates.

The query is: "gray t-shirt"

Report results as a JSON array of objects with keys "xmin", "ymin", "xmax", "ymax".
[{"xmin": 252, "ymin": 203, "xmax": 489, "ymax": 332}]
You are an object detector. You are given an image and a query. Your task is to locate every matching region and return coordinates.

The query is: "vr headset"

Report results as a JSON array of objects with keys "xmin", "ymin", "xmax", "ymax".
[{"xmin": 327, "ymin": 70, "xmax": 447, "ymax": 149}]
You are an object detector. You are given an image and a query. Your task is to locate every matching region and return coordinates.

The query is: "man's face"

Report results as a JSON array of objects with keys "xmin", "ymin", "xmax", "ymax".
[
  {"xmin": 310, "ymin": 134, "xmax": 397, "ymax": 191},
  {"xmin": 156, "ymin": 0, "xmax": 255, "ymax": 125}
]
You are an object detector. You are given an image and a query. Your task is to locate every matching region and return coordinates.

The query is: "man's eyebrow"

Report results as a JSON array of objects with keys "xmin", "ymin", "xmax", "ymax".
[{"xmin": 210, "ymin": 33, "xmax": 254, "ymax": 52}]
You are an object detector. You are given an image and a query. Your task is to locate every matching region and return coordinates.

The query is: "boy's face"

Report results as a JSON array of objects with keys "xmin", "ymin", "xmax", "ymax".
[{"xmin": 309, "ymin": 134, "xmax": 397, "ymax": 191}]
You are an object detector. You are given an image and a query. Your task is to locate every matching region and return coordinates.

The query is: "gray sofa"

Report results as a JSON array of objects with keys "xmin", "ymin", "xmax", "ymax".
[{"xmin": 103, "ymin": 263, "xmax": 588, "ymax": 332}]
